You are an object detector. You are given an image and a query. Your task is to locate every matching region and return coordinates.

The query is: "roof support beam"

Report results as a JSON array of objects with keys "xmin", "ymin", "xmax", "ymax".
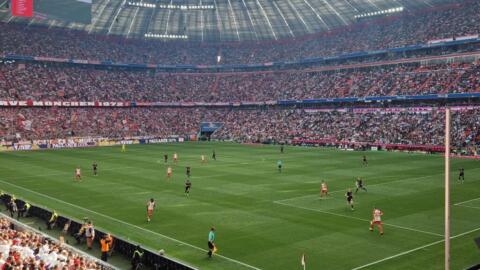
[
  {"xmin": 226, "ymin": 0, "xmax": 241, "ymax": 41},
  {"xmin": 272, "ymin": 1, "xmax": 294, "ymax": 37},
  {"xmin": 285, "ymin": 0, "xmax": 311, "ymax": 33},
  {"xmin": 127, "ymin": 0, "xmax": 142, "ymax": 37},
  {"xmin": 108, "ymin": 0, "xmax": 126, "ymax": 34},
  {"xmin": 301, "ymin": 0, "xmax": 330, "ymax": 30},
  {"xmin": 212, "ymin": 0, "xmax": 222, "ymax": 40},
  {"xmin": 255, "ymin": 0, "xmax": 277, "ymax": 40},
  {"xmin": 241, "ymin": 0, "xmax": 259, "ymax": 41},
  {"xmin": 89, "ymin": 0, "xmax": 111, "ymax": 33},
  {"xmin": 321, "ymin": 0, "xmax": 348, "ymax": 25}
]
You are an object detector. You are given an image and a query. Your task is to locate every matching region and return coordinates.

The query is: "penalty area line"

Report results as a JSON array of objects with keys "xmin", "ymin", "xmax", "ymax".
[
  {"xmin": 454, "ymin": 197, "xmax": 480, "ymax": 206},
  {"xmin": 273, "ymin": 201, "xmax": 443, "ymax": 237},
  {"xmin": 275, "ymin": 175, "xmax": 433, "ymax": 204},
  {"xmin": 351, "ymin": 226, "xmax": 480, "ymax": 270},
  {"xmin": 0, "ymin": 179, "xmax": 262, "ymax": 270}
]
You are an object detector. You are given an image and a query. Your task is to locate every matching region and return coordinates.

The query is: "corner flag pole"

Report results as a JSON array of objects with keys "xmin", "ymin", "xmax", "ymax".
[{"xmin": 444, "ymin": 107, "xmax": 451, "ymax": 270}]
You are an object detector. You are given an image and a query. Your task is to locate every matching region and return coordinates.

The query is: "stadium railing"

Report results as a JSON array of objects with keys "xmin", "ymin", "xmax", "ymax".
[{"xmin": 0, "ymin": 194, "xmax": 198, "ymax": 270}]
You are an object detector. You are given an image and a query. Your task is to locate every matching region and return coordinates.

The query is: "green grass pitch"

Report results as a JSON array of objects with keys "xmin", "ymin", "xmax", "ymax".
[{"xmin": 0, "ymin": 142, "xmax": 479, "ymax": 270}]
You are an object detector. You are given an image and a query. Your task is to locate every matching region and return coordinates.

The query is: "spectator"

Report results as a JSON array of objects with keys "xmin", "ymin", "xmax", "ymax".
[
  {"xmin": 85, "ymin": 221, "xmax": 95, "ymax": 250},
  {"xmin": 99, "ymin": 234, "xmax": 112, "ymax": 262},
  {"xmin": 47, "ymin": 210, "xmax": 58, "ymax": 230}
]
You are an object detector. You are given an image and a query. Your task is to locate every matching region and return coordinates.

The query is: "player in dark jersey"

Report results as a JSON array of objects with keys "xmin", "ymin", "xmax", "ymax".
[
  {"xmin": 164, "ymin": 154, "xmax": 168, "ymax": 164},
  {"xmin": 280, "ymin": 144, "xmax": 284, "ymax": 154},
  {"xmin": 185, "ymin": 179, "xmax": 192, "ymax": 196},
  {"xmin": 346, "ymin": 189, "xmax": 354, "ymax": 210},
  {"xmin": 186, "ymin": 166, "xmax": 191, "ymax": 177},
  {"xmin": 92, "ymin": 162, "xmax": 98, "ymax": 176},
  {"xmin": 458, "ymin": 168, "xmax": 465, "ymax": 183},
  {"xmin": 212, "ymin": 150, "xmax": 216, "ymax": 161},
  {"xmin": 363, "ymin": 155, "xmax": 368, "ymax": 166},
  {"xmin": 355, "ymin": 177, "xmax": 367, "ymax": 193}
]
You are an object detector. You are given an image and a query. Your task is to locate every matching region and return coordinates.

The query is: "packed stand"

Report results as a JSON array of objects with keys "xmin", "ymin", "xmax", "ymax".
[
  {"xmin": 1, "ymin": 61, "xmax": 480, "ymax": 102},
  {"xmin": 212, "ymin": 109, "xmax": 480, "ymax": 151},
  {"xmin": 0, "ymin": 107, "xmax": 479, "ymax": 151},
  {"xmin": 0, "ymin": 217, "xmax": 106, "ymax": 269},
  {"xmin": 1, "ymin": 0, "xmax": 480, "ymax": 65}
]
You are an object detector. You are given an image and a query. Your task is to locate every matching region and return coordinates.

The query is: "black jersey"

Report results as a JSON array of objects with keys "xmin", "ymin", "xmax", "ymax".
[
  {"xmin": 459, "ymin": 169, "xmax": 464, "ymax": 176},
  {"xmin": 92, "ymin": 163, "xmax": 97, "ymax": 170},
  {"xmin": 356, "ymin": 180, "xmax": 363, "ymax": 187},
  {"xmin": 164, "ymin": 154, "xmax": 168, "ymax": 161},
  {"xmin": 346, "ymin": 191, "xmax": 353, "ymax": 201}
]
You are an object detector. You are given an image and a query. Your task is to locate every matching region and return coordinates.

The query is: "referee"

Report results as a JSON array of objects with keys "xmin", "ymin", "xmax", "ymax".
[{"xmin": 207, "ymin": 227, "xmax": 216, "ymax": 258}]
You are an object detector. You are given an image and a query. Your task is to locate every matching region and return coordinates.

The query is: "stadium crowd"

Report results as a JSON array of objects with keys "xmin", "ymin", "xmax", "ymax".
[
  {"xmin": 0, "ymin": 108, "xmax": 479, "ymax": 150},
  {"xmin": 0, "ymin": 217, "xmax": 106, "ymax": 269},
  {"xmin": 1, "ymin": 61, "xmax": 480, "ymax": 102},
  {"xmin": 1, "ymin": 0, "xmax": 479, "ymax": 65}
]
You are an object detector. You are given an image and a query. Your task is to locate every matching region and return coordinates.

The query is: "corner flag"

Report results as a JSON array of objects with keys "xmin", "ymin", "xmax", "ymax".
[{"xmin": 301, "ymin": 254, "xmax": 306, "ymax": 270}]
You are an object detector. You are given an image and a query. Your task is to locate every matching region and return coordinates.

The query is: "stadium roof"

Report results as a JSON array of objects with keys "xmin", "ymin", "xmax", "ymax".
[{"xmin": 0, "ymin": 0, "xmax": 452, "ymax": 42}]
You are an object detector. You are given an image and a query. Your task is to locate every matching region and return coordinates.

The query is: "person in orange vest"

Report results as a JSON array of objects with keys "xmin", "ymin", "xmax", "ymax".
[{"xmin": 100, "ymin": 234, "xmax": 112, "ymax": 261}]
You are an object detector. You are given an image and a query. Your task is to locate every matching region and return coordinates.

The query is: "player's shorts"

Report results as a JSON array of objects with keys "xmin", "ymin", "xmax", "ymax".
[
  {"xmin": 321, "ymin": 189, "xmax": 328, "ymax": 192},
  {"xmin": 76, "ymin": 173, "xmax": 81, "ymax": 177},
  {"xmin": 167, "ymin": 173, "xmax": 172, "ymax": 177},
  {"xmin": 147, "ymin": 209, "xmax": 153, "ymax": 216},
  {"xmin": 278, "ymin": 165, "xmax": 282, "ymax": 169},
  {"xmin": 185, "ymin": 186, "xmax": 191, "ymax": 191},
  {"xmin": 208, "ymin": 241, "xmax": 214, "ymax": 250},
  {"xmin": 371, "ymin": 220, "xmax": 382, "ymax": 225},
  {"xmin": 347, "ymin": 197, "xmax": 353, "ymax": 203}
]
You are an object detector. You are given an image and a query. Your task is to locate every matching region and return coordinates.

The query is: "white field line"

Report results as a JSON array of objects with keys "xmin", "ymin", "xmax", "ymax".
[
  {"xmin": 275, "ymin": 175, "xmax": 433, "ymax": 203},
  {"xmin": 273, "ymin": 201, "xmax": 443, "ymax": 237},
  {"xmin": 454, "ymin": 197, "xmax": 480, "ymax": 206},
  {"xmin": 0, "ymin": 179, "xmax": 262, "ymax": 270},
  {"xmin": 351, "ymin": 226, "xmax": 480, "ymax": 270},
  {"xmin": 455, "ymin": 204, "xmax": 480, "ymax": 210}
]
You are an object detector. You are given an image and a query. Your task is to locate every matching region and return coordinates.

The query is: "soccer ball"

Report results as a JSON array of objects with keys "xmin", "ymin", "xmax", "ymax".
[{"xmin": 159, "ymin": 249, "xmax": 165, "ymax": 256}]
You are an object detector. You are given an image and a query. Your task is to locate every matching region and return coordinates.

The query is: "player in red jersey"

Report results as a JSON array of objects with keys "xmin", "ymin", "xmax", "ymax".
[
  {"xmin": 75, "ymin": 167, "xmax": 82, "ymax": 182},
  {"xmin": 167, "ymin": 166, "xmax": 172, "ymax": 179},
  {"xmin": 146, "ymin": 198, "xmax": 156, "ymax": 222},
  {"xmin": 369, "ymin": 207, "xmax": 384, "ymax": 235},
  {"xmin": 320, "ymin": 181, "xmax": 328, "ymax": 197}
]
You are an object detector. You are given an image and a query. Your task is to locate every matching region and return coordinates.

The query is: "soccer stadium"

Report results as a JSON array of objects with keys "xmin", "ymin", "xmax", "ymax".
[{"xmin": 0, "ymin": 0, "xmax": 479, "ymax": 269}]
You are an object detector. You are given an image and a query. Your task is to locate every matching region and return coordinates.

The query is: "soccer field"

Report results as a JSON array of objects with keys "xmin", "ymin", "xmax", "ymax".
[{"xmin": 0, "ymin": 142, "xmax": 479, "ymax": 270}]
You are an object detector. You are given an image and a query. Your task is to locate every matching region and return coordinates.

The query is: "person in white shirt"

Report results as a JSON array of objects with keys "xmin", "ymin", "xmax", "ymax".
[
  {"xmin": 85, "ymin": 221, "xmax": 95, "ymax": 250},
  {"xmin": 0, "ymin": 240, "xmax": 10, "ymax": 260}
]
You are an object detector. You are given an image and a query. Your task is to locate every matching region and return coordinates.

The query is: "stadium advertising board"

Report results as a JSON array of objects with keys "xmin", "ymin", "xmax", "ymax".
[
  {"xmin": 0, "ymin": 101, "xmax": 129, "ymax": 107},
  {"xmin": 11, "ymin": 0, "xmax": 33, "ymax": 17},
  {"xmin": 0, "ymin": 136, "xmax": 186, "ymax": 152}
]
